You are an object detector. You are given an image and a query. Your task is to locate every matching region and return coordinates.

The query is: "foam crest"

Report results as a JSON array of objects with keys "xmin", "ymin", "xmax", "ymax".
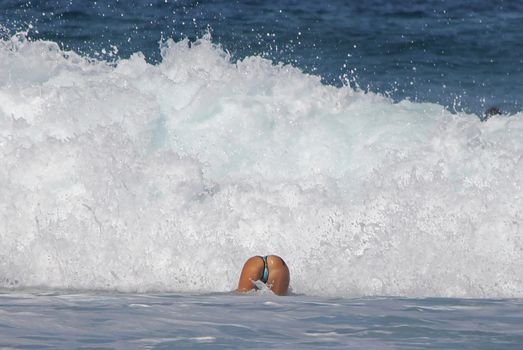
[{"xmin": 1, "ymin": 34, "xmax": 522, "ymax": 297}]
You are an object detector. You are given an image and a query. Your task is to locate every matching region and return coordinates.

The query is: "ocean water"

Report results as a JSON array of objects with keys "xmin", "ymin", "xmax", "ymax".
[
  {"xmin": 1, "ymin": 0, "xmax": 523, "ymax": 348},
  {"xmin": 1, "ymin": 292, "xmax": 523, "ymax": 349}
]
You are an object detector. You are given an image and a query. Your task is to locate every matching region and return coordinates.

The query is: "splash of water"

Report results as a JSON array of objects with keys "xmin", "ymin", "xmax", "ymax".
[{"xmin": 1, "ymin": 34, "xmax": 522, "ymax": 297}]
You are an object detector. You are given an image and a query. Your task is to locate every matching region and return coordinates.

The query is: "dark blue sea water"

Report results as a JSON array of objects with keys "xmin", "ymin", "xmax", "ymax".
[{"xmin": 1, "ymin": 0, "xmax": 522, "ymax": 115}]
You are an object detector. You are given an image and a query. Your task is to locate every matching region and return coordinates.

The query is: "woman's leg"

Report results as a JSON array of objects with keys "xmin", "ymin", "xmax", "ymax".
[
  {"xmin": 266, "ymin": 255, "xmax": 290, "ymax": 296},
  {"xmin": 236, "ymin": 256, "xmax": 264, "ymax": 292}
]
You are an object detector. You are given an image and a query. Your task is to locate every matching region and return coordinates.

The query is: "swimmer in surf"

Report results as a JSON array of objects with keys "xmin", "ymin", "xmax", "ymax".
[
  {"xmin": 236, "ymin": 255, "xmax": 290, "ymax": 296},
  {"xmin": 482, "ymin": 106, "xmax": 502, "ymax": 121}
]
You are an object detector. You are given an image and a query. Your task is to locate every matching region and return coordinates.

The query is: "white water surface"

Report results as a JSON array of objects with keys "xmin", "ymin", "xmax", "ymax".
[
  {"xmin": 0, "ymin": 292, "xmax": 522, "ymax": 349},
  {"xmin": 1, "ymin": 34, "xmax": 523, "ymax": 298}
]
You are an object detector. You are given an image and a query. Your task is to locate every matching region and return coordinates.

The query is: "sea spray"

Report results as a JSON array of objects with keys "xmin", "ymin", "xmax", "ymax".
[{"xmin": 1, "ymin": 34, "xmax": 522, "ymax": 297}]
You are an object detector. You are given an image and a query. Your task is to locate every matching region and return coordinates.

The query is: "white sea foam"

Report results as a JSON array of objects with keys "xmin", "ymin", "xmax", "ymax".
[{"xmin": 1, "ymin": 33, "xmax": 522, "ymax": 298}]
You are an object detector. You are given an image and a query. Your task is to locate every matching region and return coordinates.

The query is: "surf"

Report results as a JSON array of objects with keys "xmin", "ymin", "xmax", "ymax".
[{"xmin": 1, "ymin": 33, "xmax": 522, "ymax": 298}]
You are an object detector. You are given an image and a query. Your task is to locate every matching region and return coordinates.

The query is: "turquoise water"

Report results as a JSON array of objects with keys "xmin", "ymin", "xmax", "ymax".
[{"xmin": 1, "ymin": 292, "xmax": 522, "ymax": 349}]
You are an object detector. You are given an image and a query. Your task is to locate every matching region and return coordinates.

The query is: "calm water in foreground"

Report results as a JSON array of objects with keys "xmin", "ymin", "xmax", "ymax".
[{"xmin": 1, "ymin": 292, "xmax": 522, "ymax": 349}]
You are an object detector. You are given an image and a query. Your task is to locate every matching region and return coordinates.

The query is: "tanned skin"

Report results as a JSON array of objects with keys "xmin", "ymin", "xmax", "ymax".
[{"xmin": 236, "ymin": 255, "xmax": 290, "ymax": 296}]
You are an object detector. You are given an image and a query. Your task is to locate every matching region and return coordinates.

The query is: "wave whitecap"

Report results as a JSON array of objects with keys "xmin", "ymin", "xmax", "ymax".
[{"xmin": 1, "ymin": 34, "xmax": 522, "ymax": 297}]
